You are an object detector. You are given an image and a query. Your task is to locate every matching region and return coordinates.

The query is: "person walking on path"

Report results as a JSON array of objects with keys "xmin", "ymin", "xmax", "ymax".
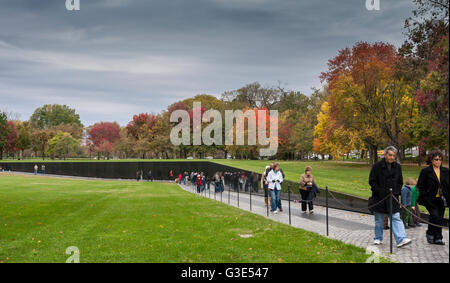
[
  {"xmin": 41, "ymin": 164, "xmax": 46, "ymax": 175},
  {"xmin": 267, "ymin": 163, "xmax": 283, "ymax": 214},
  {"xmin": 136, "ymin": 170, "xmax": 142, "ymax": 182},
  {"xmin": 410, "ymin": 180, "xmax": 422, "ymax": 227},
  {"xmin": 147, "ymin": 170, "xmax": 152, "ymax": 182},
  {"xmin": 261, "ymin": 165, "xmax": 272, "ymax": 209},
  {"xmin": 417, "ymin": 150, "xmax": 449, "ymax": 245},
  {"xmin": 369, "ymin": 146, "xmax": 412, "ymax": 248},
  {"xmin": 400, "ymin": 178, "xmax": 415, "ymax": 228},
  {"xmin": 196, "ymin": 174, "xmax": 202, "ymax": 193},
  {"xmin": 34, "ymin": 164, "xmax": 38, "ymax": 175},
  {"xmin": 299, "ymin": 166, "xmax": 315, "ymax": 214}
]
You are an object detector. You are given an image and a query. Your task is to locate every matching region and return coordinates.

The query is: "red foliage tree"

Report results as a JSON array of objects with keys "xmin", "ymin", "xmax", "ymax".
[{"xmin": 87, "ymin": 122, "xmax": 121, "ymax": 159}]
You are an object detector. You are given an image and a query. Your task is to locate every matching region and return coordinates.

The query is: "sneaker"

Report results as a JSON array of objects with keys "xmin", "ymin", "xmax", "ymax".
[
  {"xmin": 416, "ymin": 223, "xmax": 423, "ymax": 227},
  {"xmin": 273, "ymin": 210, "xmax": 278, "ymax": 214},
  {"xmin": 279, "ymin": 208, "xmax": 283, "ymax": 212},
  {"xmin": 426, "ymin": 234, "xmax": 435, "ymax": 244},
  {"xmin": 373, "ymin": 240, "xmax": 382, "ymax": 245},
  {"xmin": 433, "ymin": 239, "xmax": 445, "ymax": 245},
  {"xmin": 397, "ymin": 238, "xmax": 412, "ymax": 248},
  {"xmin": 383, "ymin": 226, "xmax": 390, "ymax": 230},
  {"xmin": 309, "ymin": 210, "xmax": 314, "ymax": 214}
]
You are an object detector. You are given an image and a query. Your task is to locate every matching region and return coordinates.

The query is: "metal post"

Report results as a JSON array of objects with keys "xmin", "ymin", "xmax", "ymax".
[
  {"xmin": 228, "ymin": 184, "xmax": 230, "ymax": 204},
  {"xmin": 209, "ymin": 183, "xmax": 211, "ymax": 198},
  {"xmin": 237, "ymin": 184, "xmax": 240, "ymax": 208},
  {"xmin": 389, "ymin": 188, "xmax": 393, "ymax": 254},
  {"xmin": 250, "ymin": 183, "xmax": 252, "ymax": 211},
  {"xmin": 288, "ymin": 184, "xmax": 291, "ymax": 225},
  {"xmin": 326, "ymin": 186, "xmax": 329, "ymax": 236}
]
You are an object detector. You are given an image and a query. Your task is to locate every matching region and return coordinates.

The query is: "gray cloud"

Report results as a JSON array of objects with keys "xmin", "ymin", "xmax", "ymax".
[{"xmin": 0, "ymin": 0, "xmax": 415, "ymax": 126}]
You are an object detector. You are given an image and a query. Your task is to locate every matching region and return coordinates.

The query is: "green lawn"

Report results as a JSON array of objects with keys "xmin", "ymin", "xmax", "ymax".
[{"xmin": 0, "ymin": 174, "xmax": 382, "ymax": 263}]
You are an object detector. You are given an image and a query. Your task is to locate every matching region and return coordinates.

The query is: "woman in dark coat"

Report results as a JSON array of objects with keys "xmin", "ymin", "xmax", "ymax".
[{"xmin": 417, "ymin": 150, "xmax": 449, "ymax": 245}]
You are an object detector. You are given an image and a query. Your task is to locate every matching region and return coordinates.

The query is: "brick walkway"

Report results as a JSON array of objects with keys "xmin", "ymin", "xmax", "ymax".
[{"xmin": 180, "ymin": 183, "xmax": 449, "ymax": 263}]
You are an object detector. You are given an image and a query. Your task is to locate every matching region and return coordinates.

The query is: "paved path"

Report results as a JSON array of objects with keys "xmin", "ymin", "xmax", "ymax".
[
  {"xmin": 2, "ymin": 172, "xmax": 448, "ymax": 263},
  {"xmin": 180, "ymin": 183, "xmax": 449, "ymax": 263}
]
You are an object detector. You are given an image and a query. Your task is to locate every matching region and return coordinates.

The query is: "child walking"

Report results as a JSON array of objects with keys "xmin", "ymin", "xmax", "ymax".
[{"xmin": 401, "ymin": 178, "xmax": 415, "ymax": 228}]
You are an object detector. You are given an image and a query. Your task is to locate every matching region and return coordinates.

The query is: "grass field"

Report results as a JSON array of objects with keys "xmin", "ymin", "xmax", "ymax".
[{"xmin": 0, "ymin": 174, "xmax": 381, "ymax": 263}]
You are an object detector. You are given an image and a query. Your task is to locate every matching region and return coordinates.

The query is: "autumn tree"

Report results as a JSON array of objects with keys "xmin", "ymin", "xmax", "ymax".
[
  {"xmin": 30, "ymin": 129, "xmax": 52, "ymax": 159},
  {"xmin": 320, "ymin": 42, "xmax": 411, "ymax": 164},
  {"xmin": 15, "ymin": 121, "xmax": 31, "ymax": 159},
  {"xmin": 400, "ymin": 0, "xmax": 449, "ymax": 159},
  {"xmin": 126, "ymin": 113, "xmax": 158, "ymax": 159},
  {"xmin": 87, "ymin": 122, "xmax": 121, "ymax": 160},
  {"xmin": 4, "ymin": 121, "xmax": 18, "ymax": 158},
  {"xmin": 0, "ymin": 111, "xmax": 9, "ymax": 160}
]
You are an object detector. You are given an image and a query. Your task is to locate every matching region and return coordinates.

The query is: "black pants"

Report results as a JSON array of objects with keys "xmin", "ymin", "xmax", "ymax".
[
  {"xmin": 424, "ymin": 197, "xmax": 445, "ymax": 240},
  {"xmin": 300, "ymin": 189, "xmax": 313, "ymax": 211}
]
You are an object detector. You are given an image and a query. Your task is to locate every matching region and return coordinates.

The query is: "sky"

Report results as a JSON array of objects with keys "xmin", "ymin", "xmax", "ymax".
[{"xmin": 0, "ymin": 0, "xmax": 416, "ymax": 126}]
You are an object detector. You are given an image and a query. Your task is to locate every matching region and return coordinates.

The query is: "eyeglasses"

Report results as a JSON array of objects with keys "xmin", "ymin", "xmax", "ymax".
[{"xmin": 433, "ymin": 158, "xmax": 442, "ymax": 161}]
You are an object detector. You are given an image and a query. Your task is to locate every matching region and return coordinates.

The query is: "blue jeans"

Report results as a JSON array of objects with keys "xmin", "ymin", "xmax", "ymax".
[
  {"xmin": 374, "ymin": 212, "xmax": 407, "ymax": 244},
  {"xmin": 269, "ymin": 189, "xmax": 281, "ymax": 212}
]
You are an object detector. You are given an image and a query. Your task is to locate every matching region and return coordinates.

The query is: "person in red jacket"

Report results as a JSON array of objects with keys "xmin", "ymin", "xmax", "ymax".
[{"xmin": 196, "ymin": 174, "xmax": 202, "ymax": 193}]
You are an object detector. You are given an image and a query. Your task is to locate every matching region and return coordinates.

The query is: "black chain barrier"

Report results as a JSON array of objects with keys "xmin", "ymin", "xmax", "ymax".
[
  {"xmin": 328, "ymin": 189, "xmax": 393, "ymax": 211},
  {"xmin": 391, "ymin": 194, "xmax": 449, "ymax": 229},
  {"xmin": 183, "ymin": 181, "xmax": 448, "ymax": 230}
]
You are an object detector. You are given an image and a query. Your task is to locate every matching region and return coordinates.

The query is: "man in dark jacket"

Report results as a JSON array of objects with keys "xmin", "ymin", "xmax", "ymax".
[{"xmin": 369, "ymin": 146, "xmax": 411, "ymax": 248}]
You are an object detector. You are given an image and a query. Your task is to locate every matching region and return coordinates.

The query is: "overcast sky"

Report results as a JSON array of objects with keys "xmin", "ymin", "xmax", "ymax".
[{"xmin": 0, "ymin": 0, "xmax": 415, "ymax": 126}]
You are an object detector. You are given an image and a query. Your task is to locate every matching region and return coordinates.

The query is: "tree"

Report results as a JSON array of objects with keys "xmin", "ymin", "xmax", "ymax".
[
  {"xmin": 400, "ymin": 0, "xmax": 449, "ymax": 158},
  {"xmin": 15, "ymin": 121, "xmax": 31, "ymax": 159},
  {"xmin": 87, "ymin": 122, "xmax": 121, "ymax": 160},
  {"xmin": 115, "ymin": 127, "xmax": 135, "ymax": 159},
  {"xmin": 320, "ymin": 42, "xmax": 404, "ymax": 164},
  {"xmin": 221, "ymin": 82, "xmax": 280, "ymax": 109},
  {"xmin": 30, "ymin": 104, "xmax": 83, "ymax": 129},
  {"xmin": 47, "ymin": 132, "xmax": 79, "ymax": 160},
  {"xmin": 30, "ymin": 129, "xmax": 52, "ymax": 159},
  {"xmin": 0, "ymin": 111, "xmax": 10, "ymax": 160},
  {"xmin": 126, "ymin": 113, "xmax": 155, "ymax": 159},
  {"xmin": 5, "ymin": 121, "xmax": 18, "ymax": 158}
]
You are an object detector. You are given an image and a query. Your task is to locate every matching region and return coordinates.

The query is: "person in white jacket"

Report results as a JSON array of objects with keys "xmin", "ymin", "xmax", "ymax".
[{"xmin": 267, "ymin": 163, "xmax": 284, "ymax": 213}]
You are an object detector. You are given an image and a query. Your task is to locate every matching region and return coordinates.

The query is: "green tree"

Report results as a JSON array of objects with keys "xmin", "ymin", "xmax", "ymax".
[
  {"xmin": 47, "ymin": 131, "xmax": 80, "ymax": 160},
  {"xmin": 30, "ymin": 104, "xmax": 83, "ymax": 129}
]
